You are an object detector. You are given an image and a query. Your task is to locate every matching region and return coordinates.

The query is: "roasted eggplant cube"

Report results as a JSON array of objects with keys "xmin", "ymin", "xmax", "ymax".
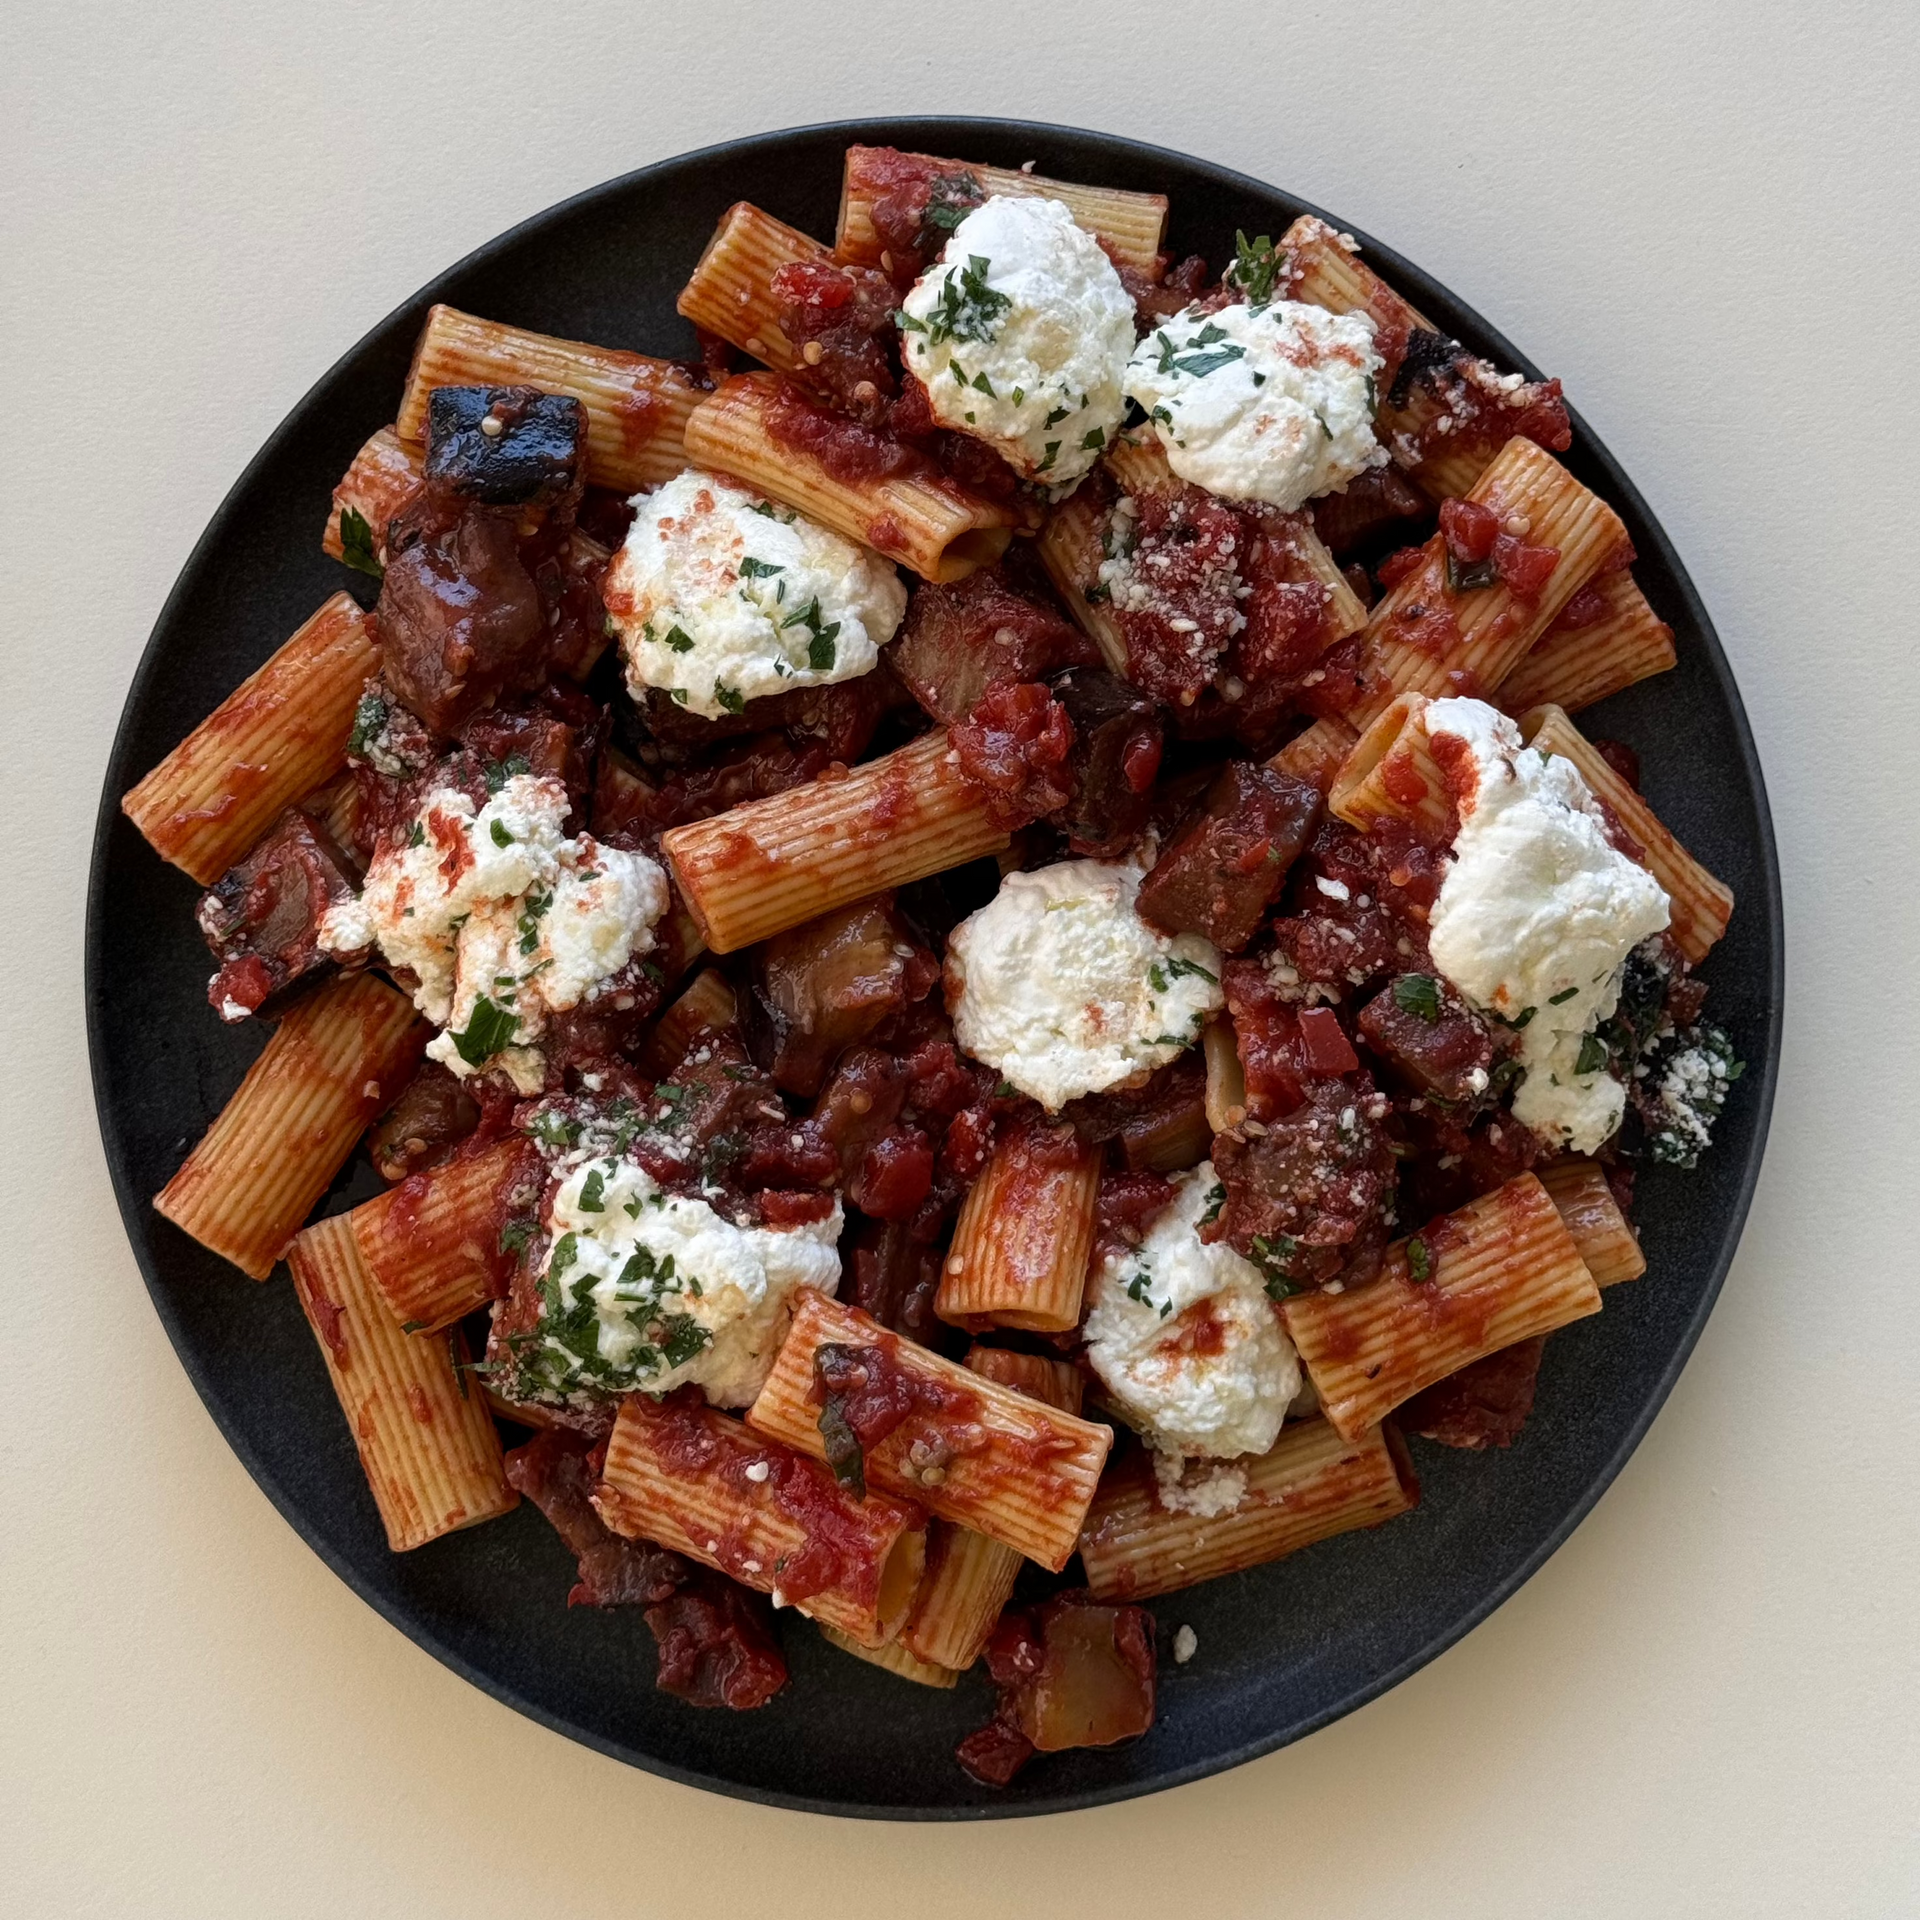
[
  {"xmin": 744, "ymin": 895, "xmax": 937, "ymax": 1098},
  {"xmin": 424, "ymin": 384, "xmax": 587, "ymax": 508},
  {"xmin": 196, "ymin": 807, "xmax": 359, "ymax": 1020},
  {"xmin": 1355, "ymin": 973, "xmax": 1495, "ymax": 1104},
  {"xmin": 1050, "ymin": 668, "xmax": 1163, "ymax": 858},
  {"xmin": 1136, "ymin": 761, "xmax": 1321, "ymax": 951},
  {"xmin": 889, "ymin": 566, "xmax": 1095, "ymax": 724}
]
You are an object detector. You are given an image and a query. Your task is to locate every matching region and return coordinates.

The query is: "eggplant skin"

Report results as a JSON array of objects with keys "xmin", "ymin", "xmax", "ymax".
[{"xmin": 425, "ymin": 384, "xmax": 587, "ymax": 507}]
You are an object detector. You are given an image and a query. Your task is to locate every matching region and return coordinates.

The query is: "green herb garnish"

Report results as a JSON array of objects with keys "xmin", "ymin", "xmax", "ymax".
[{"xmin": 337, "ymin": 505, "xmax": 384, "ymax": 582}]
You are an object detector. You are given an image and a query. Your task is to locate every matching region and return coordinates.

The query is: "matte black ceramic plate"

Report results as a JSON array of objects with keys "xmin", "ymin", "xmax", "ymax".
[{"xmin": 87, "ymin": 118, "xmax": 1782, "ymax": 1818}]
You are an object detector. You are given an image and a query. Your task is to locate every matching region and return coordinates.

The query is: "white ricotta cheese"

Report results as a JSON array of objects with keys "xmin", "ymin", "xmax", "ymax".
[
  {"xmin": 945, "ymin": 857, "xmax": 1224, "ymax": 1110},
  {"xmin": 528, "ymin": 1153, "xmax": 842, "ymax": 1408},
  {"xmin": 319, "ymin": 772, "xmax": 668, "ymax": 1093},
  {"xmin": 899, "ymin": 195, "xmax": 1136, "ymax": 485},
  {"xmin": 1424, "ymin": 698, "xmax": 1672, "ymax": 1153},
  {"xmin": 1082, "ymin": 1164, "xmax": 1301, "ymax": 1462},
  {"xmin": 1123, "ymin": 299, "xmax": 1387, "ymax": 511},
  {"xmin": 605, "ymin": 469, "xmax": 906, "ymax": 720}
]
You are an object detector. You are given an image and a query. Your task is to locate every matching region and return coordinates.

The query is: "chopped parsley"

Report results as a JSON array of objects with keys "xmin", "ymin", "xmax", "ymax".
[
  {"xmin": 1226, "ymin": 229, "xmax": 1286, "ymax": 306},
  {"xmin": 921, "ymin": 253, "xmax": 1012, "ymax": 347},
  {"xmin": 489, "ymin": 818, "xmax": 513, "ymax": 848},
  {"xmin": 922, "ymin": 170, "xmax": 984, "ymax": 236},
  {"xmin": 1199, "ymin": 1183, "xmax": 1226, "ymax": 1228},
  {"xmin": 713, "ymin": 681, "xmax": 746, "ymax": 714},
  {"xmin": 482, "ymin": 752, "xmax": 531, "ymax": 795},
  {"xmin": 526, "ymin": 1108, "xmax": 582, "ymax": 1151},
  {"xmin": 738, "ymin": 556, "xmax": 783, "ymax": 579},
  {"xmin": 1251, "ymin": 1234, "xmax": 1307, "ymax": 1300},
  {"xmin": 449, "ymin": 993, "xmax": 518, "ymax": 1066},
  {"xmin": 337, "ymin": 505, "xmax": 384, "ymax": 582},
  {"xmin": 577, "ymin": 1167, "xmax": 607, "ymax": 1212},
  {"xmin": 780, "ymin": 595, "xmax": 840, "ymax": 671},
  {"xmin": 516, "ymin": 889, "xmax": 552, "ymax": 955},
  {"xmin": 1392, "ymin": 974, "xmax": 1443, "ymax": 1023},
  {"xmin": 1548, "ymin": 985, "xmax": 1580, "ymax": 1005},
  {"xmin": 1406, "ymin": 1236, "xmax": 1432, "ymax": 1283},
  {"xmin": 1149, "ymin": 954, "xmax": 1219, "ymax": 994},
  {"xmin": 1574, "ymin": 1031, "xmax": 1612, "ymax": 1078},
  {"xmin": 1154, "ymin": 321, "xmax": 1247, "ymax": 381},
  {"xmin": 346, "ymin": 690, "xmax": 387, "ymax": 761},
  {"xmin": 407, "ymin": 820, "xmax": 426, "ymax": 850},
  {"xmin": 498, "ymin": 1217, "xmax": 536, "ymax": 1256}
]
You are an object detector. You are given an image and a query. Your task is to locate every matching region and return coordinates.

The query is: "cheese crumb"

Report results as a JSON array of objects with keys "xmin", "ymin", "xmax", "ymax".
[{"xmin": 1173, "ymin": 1625, "xmax": 1198, "ymax": 1665}]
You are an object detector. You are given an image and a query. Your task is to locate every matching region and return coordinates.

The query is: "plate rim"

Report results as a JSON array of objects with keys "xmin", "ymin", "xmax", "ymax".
[{"xmin": 85, "ymin": 113, "xmax": 1785, "ymax": 1820}]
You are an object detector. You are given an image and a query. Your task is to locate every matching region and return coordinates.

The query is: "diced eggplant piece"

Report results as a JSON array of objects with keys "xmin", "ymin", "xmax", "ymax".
[
  {"xmin": 890, "ymin": 565, "xmax": 1095, "ymax": 725},
  {"xmin": 1066, "ymin": 1055, "xmax": 1209, "ymax": 1173},
  {"xmin": 1209, "ymin": 1080, "xmax": 1396, "ymax": 1291},
  {"xmin": 1401, "ymin": 1336, "xmax": 1546, "ymax": 1450},
  {"xmin": 374, "ymin": 507, "xmax": 546, "ymax": 735},
  {"xmin": 1050, "ymin": 667, "xmax": 1163, "ymax": 858},
  {"xmin": 197, "ymin": 807, "xmax": 359, "ymax": 1021},
  {"xmin": 743, "ymin": 895, "xmax": 939, "ymax": 1098},
  {"xmin": 503, "ymin": 1428, "xmax": 690, "ymax": 1606},
  {"xmin": 424, "ymin": 384, "xmax": 586, "ymax": 509},
  {"xmin": 846, "ymin": 1213, "xmax": 947, "ymax": 1347},
  {"xmin": 1355, "ymin": 973, "xmax": 1494, "ymax": 1104},
  {"xmin": 1136, "ymin": 760, "xmax": 1321, "ymax": 952},
  {"xmin": 959, "ymin": 1594, "xmax": 1157, "ymax": 1783},
  {"xmin": 366, "ymin": 1060, "xmax": 482, "ymax": 1182}
]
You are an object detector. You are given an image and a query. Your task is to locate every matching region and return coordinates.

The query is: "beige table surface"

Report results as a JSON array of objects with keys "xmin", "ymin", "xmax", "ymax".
[{"xmin": 8, "ymin": 3, "xmax": 1918, "ymax": 1913}]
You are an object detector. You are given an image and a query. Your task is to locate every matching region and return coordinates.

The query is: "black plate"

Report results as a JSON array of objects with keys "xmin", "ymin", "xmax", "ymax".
[{"xmin": 86, "ymin": 117, "xmax": 1782, "ymax": 1819}]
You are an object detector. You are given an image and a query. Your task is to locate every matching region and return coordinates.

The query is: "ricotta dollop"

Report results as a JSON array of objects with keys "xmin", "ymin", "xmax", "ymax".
[
  {"xmin": 605, "ymin": 469, "xmax": 906, "ymax": 720},
  {"xmin": 319, "ymin": 772, "xmax": 668, "ymax": 1094},
  {"xmin": 1424, "ymin": 698, "xmax": 1671, "ymax": 1153},
  {"xmin": 899, "ymin": 195, "xmax": 1136, "ymax": 485},
  {"xmin": 1123, "ymin": 299, "xmax": 1387, "ymax": 511},
  {"xmin": 525, "ymin": 1153, "xmax": 843, "ymax": 1407},
  {"xmin": 945, "ymin": 857, "xmax": 1224, "ymax": 1110},
  {"xmin": 1083, "ymin": 1164, "xmax": 1302, "ymax": 1463}
]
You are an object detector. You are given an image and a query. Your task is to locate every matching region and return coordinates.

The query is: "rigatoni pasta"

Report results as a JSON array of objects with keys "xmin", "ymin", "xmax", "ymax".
[
  {"xmin": 287, "ymin": 1213, "xmax": 517, "ymax": 1551},
  {"xmin": 1078, "ymin": 1418, "xmax": 1418, "ymax": 1602},
  {"xmin": 747, "ymin": 1291, "xmax": 1112, "ymax": 1571},
  {"xmin": 350, "ymin": 1137, "xmax": 543, "ymax": 1333},
  {"xmin": 121, "ymin": 593, "xmax": 376, "ymax": 885},
  {"xmin": 836, "ymin": 145, "xmax": 1166, "ymax": 272},
  {"xmin": 1349, "ymin": 438, "xmax": 1628, "ymax": 725},
  {"xmin": 677, "ymin": 203, "xmax": 835, "ymax": 371},
  {"xmin": 1498, "ymin": 568, "xmax": 1676, "ymax": 716},
  {"xmin": 592, "ymin": 1389, "xmax": 927, "ymax": 1647},
  {"xmin": 396, "ymin": 304, "xmax": 703, "ymax": 493},
  {"xmin": 1282, "ymin": 1175, "xmax": 1602, "ymax": 1440},
  {"xmin": 1520, "ymin": 703, "xmax": 1734, "ymax": 962},
  {"xmin": 1538, "ymin": 1156, "xmax": 1646, "ymax": 1288},
  {"xmin": 683, "ymin": 371, "xmax": 1014, "ymax": 582},
  {"xmin": 936, "ymin": 1119, "xmax": 1100, "ymax": 1331},
  {"xmin": 662, "ymin": 729, "xmax": 1010, "ymax": 953},
  {"xmin": 155, "ymin": 973, "xmax": 426, "ymax": 1278},
  {"xmin": 899, "ymin": 1346, "xmax": 1085, "ymax": 1672}
]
